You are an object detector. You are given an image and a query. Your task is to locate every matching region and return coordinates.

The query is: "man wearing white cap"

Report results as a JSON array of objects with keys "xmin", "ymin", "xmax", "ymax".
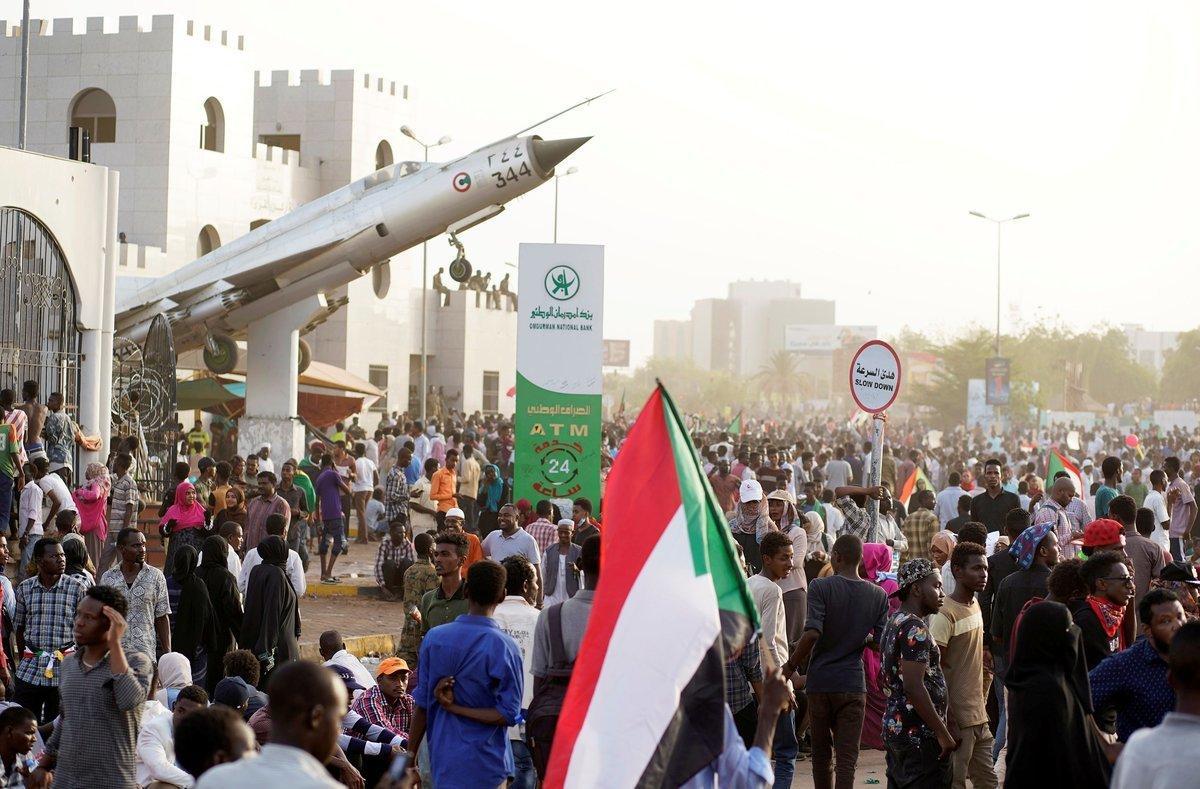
[
  {"xmin": 256, "ymin": 442, "xmax": 274, "ymax": 475},
  {"xmin": 443, "ymin": 506, "xmax": 483, "ymax": 568},
  {"xmin": 728, "ymin": 479, "xmax": 775, "ymax": 573}
]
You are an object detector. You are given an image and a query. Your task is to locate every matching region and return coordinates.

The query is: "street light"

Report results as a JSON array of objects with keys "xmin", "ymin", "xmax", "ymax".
[
  {"xmin": 969, "ymin": 211, "xmax": 1029, "ymax": 356},
  {"xmin": 401, "ymin": 126, "xmax": 452, "ymax": 424},
  {"xmin": 553, "ymin": 167, "xmax": 578, "ymax": 243}
]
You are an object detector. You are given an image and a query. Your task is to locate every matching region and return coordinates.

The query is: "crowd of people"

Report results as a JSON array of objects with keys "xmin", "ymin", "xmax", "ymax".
[
  {"xmin": 0, "ymin": 385, "xmax": 622, "ymax": 787},
  {"xmin": 694, "ymin": 410, "xmax": 1200, "ymax": 788},
  {"xmin": 5, "ymin": 374, "xmax": 1200, "ymax": 787}
]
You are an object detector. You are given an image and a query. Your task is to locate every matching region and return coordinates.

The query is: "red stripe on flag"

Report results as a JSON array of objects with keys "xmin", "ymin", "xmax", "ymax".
[{"xmin": 544, "ymin": 387, "xmax": 685, "ymax": 787}]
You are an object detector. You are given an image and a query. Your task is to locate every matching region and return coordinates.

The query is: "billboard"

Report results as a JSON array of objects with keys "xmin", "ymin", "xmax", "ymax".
[
  {"xmin": 985, "ymin": 357, "xmax": 1011, "ymax": 406},
  {"xmin": 786, "ymin": 324, "xmax": 876, "ymax": 352},
  {"xmin": 515, "ymin": 244, "xmax": 604, "ymax": 506},
  {"xmin": 602, "ymin": 339, "xmax": 630, "ymax": 367}
]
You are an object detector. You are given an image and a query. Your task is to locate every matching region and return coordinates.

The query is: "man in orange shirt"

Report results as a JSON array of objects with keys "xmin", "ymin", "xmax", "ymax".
[
  {"xmin": 444, "ymin": 507, "xmax": 484, "ymax": 569},
  {"xmin": 430, "ymin": 449, "xmax": 459, "ymax": 530}
]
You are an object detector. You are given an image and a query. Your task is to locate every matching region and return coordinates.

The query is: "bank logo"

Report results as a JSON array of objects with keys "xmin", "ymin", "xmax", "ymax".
[
  {"xmin": 544, "ymin": 265, "xmax": 579, "ymax": 301},
  {"xmin": 453, "ymin": 172, "xmax": 472, "ymax": 192}
]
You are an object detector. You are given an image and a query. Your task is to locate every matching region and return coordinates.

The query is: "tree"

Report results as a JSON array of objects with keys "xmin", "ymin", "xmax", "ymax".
[
  {"xmin": 755, "ymin": 351, "xmax": 804, "ymax": 408},
  {"xmin": 1161, "ymin": 329, "xmax": 1200, "ymax": 404}
]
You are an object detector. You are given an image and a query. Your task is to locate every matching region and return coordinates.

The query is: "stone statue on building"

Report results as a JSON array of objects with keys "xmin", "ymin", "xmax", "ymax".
[{"xmin": 432, "ymin": 267, "xmax": 452, "ymax": 307}]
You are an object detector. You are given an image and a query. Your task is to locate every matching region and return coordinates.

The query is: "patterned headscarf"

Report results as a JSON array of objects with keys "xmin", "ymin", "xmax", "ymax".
[
  {"xmin": 1009, "ymin": 522, "xmax": 1054, "ymax": 570},
  {"xmin": 84, "ymin": 462, "xmax": 110, "ymax": 493}
]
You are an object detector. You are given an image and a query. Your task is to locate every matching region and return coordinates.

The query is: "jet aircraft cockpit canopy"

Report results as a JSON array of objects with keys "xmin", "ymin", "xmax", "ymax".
[{"xmin": 358, "ymin": 160, "xmax": 426, "ymax": 193}]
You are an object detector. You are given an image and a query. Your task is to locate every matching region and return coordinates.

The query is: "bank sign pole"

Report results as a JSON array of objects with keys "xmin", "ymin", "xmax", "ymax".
[
  {"xmin": 515, "ymin": 243, "xmax": 604, "ymax": 510},
  {"xmin": 849, "ymin": 340, "xmax": 902, "ymax": 542}
]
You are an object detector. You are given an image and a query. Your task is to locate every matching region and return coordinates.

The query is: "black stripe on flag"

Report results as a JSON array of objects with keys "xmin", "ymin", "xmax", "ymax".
[{"xmin": 635, "ymin": 611, "xmax": 754, "ymax": 788}]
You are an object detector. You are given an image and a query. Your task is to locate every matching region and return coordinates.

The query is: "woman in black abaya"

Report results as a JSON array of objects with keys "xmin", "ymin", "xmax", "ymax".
[
  {"xmin": 239, "ymin": 535, "xmax": 300, "ymax": 684},
  {"xmin": 170, "ymin": 545, "xmax": 219, "ymax": 689},
  {"xmin": 1003, "ymin": 600, "xmax": 1116, "ymax": 788},
  {"xmin": 195, "ymin": 535, "xmax": 244, "ymax": 694}
]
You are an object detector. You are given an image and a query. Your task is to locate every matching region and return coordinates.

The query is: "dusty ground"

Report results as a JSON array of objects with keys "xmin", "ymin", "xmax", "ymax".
[
  {"xmin": 790, "ymin": 748, "xmax": 886, "ymax": 787},
  {"xmin": 297, "ymin": 595, "xmax": 407, "ymax": 642}
]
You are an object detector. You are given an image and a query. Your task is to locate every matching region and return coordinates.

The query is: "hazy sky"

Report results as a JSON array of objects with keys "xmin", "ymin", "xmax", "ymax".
[{"xmin": 16, "ymin": 1, "xmax": 1200, "ymax": 363}]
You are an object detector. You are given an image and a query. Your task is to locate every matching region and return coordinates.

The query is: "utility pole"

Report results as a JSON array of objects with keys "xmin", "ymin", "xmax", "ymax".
[{"xmin": 17, "ymin": 1, "xmax": 31, "ymax": 150}]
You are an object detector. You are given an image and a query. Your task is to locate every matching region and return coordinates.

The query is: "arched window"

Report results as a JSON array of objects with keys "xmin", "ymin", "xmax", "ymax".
[
  {"xmin": 375, "ymin": 140, "xmax": 394, "ymax": 170},
  {"xmin": 69, "ymin": 88, "xmax": 117, "ymax": 143},
  {"xmin": 249, "ymin": 219, "xmax": 270, "ymax": 231},
  {"xmin": 200, "ymin": 97, "xmax": 225, "ymax": 152},
  {"xmin": 197, "ymin": 225, "xmax": 221, "ymax": 257}
]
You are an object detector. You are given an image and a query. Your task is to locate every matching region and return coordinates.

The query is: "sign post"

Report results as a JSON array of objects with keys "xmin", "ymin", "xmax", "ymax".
[
  {"xmin": 515, "ymin": 243, "xmax": 604, "ymax": 508},
  {"xmin": 849, "ymin": 340, "xmax": 903, "ymax": 542}
]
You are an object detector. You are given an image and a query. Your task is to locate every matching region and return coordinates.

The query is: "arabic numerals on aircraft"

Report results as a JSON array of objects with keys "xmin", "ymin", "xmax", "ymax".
[{"xmin": 490, "ymin": 146, "xmax": 533, "ymax": 188}]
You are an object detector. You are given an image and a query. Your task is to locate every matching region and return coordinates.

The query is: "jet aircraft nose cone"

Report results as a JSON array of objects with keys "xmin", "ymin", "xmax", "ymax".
[{"xmin": 530, "ymin": 136, "xmax": 590, "ymax": 175}]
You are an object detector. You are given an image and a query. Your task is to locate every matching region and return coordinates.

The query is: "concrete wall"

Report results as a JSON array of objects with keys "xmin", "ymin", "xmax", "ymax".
[{"xmin": 426, "ymin": 290, "xmax": 517, "ymax": 416}]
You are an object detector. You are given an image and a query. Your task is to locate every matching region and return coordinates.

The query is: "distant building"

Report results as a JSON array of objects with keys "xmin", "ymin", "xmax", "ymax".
[
  {"xmin": 653, "ymin": 319, "xmax": 692, "ymax": 362},
  {"xmin": 1122, "ymin": 324, "xmax": 1179, "ymax": 373},
  {"xmin": 652, "ymin": 279, "xmax": 870, "ymax": 397},
  {"xmin": 0, "ymin": 15, "xmax": 516, "ymax": 420}
]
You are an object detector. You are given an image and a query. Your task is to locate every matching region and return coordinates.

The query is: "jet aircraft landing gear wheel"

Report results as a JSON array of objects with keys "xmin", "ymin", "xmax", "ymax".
[
  {"xmin": 298, "ymin": 338, "xmax": 313, "ymax": 374},
  {"xmin": 203, "ymin": 332, "xmax": 239, "ymax": 375},
  {"xmin": 447, "ymin": 232, "xmax": 473, "ymax": 283}
]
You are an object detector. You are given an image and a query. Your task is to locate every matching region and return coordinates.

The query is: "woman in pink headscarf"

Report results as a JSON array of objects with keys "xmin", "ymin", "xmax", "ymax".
[
  {"xmin": 73, "ymin": 463, "xmax": 111, "ymax": 570},
  {"xmin": 859, "ymin": 542, "xmax": 900, "ymax": 750},
  {"xmin": 160, "ymin": 481, "xmax": 211, "ymax": 570}
]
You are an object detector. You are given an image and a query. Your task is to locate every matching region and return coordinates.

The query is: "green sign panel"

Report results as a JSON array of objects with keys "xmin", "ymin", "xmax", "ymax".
[{"xmin": 515, "ymin": 244, "xmax": 604, "ymax": 506}]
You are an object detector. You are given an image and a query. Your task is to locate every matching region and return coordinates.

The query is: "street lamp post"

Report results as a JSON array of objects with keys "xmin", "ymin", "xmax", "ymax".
[
  {"xmin": 969, "ymin": 211, "xmax": 1029, "ymax": 356},
  {"xmin": 401, "ymin": 126, "xmax": 451, "ymax": 424},
  {"xmin": 553, "ymin": 167, "xmax": 578, "ymax": 243}
]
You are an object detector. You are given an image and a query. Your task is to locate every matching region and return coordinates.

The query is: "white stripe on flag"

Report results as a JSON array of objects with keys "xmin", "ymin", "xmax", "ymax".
[{"xmin": 563, "ymin": 505, "xmax": 722, "ymax": 789}]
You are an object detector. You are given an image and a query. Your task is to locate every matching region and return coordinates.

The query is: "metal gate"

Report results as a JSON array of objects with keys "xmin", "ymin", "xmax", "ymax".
[
  {"xmin": 112, "ymin": 315, "xmax": 178, "ymax": 502},
  {"xmin": 0, "ymin": 208, "xmax": 82, "ymax": 463}
]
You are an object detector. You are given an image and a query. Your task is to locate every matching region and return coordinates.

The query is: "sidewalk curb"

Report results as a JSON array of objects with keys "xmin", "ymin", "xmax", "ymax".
[
  {"xmin": 298, "ymin": 631, "xmax": 402, "ymax": 662},
  {"xmin": 305, "ymin": 583, "xmax": 381, "ymax": 598}
]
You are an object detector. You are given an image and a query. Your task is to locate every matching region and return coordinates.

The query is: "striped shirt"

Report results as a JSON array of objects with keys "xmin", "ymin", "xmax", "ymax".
[
  {"xmin": 45, "ymin": 649, "xmax": 152, "ymax": 789},
  {"xmin": 108, "ymin": 472, "xmax": 139, "ymax": 530}
]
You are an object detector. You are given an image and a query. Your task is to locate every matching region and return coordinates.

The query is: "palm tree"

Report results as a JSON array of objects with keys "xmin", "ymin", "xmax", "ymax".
[{"xmin": 756, "ymin": 351, "xmax": 803, "ymax": 407}]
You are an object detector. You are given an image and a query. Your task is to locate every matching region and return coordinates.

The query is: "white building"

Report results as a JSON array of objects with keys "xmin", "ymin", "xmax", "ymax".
[
  {"xmin": 0, "ymin": 15, "xmax": 516, "ymax": 429},
  {"xmin": 0, "ymin": 146, "xmax": 119, "ymax": 473},
  {"xmin": 1122, "ymin": 324, "xmax": 1179, "ymax": 373}
]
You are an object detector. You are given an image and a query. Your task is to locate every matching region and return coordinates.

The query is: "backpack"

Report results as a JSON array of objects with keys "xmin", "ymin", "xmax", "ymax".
[{"xmin": 526, "ymin": 602, "xmax": 573, "ymax": 779}]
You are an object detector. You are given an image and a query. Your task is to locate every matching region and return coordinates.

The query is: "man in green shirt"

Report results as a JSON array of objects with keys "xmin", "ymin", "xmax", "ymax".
[
  {"xmin": 419, "ymin": 531, "xmax": 469, "ymax": 637},
  {"xmin": 1125, "ymin": 466, "xmax": 1149, "ymax": 508}
]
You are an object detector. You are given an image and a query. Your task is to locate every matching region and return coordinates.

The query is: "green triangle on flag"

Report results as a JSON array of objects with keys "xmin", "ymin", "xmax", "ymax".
[{"xmin": 727, "ymin": 409, "xmax": 743, "ymax": 435}]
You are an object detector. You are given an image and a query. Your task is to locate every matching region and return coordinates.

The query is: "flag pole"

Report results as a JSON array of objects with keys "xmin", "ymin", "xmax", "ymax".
[{"xmin": 866, "ymin": 413, "xmax": 886, "ymax": 542}]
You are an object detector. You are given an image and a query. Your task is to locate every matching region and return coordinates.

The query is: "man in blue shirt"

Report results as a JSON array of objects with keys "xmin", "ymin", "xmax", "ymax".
[
  {"xmin": 1094, "ymin": 456, "xmax": 1122, "ymax": 519},
  {"xmin": 409, "ymin": 559, "xmax": 524, "ymax": 788},
  {"xmin": 1090, "ymin": 588, "xmax": 1185, "ymax": 741}
]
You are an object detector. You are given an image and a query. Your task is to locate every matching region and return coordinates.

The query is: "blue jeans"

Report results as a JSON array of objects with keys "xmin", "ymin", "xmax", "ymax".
[
  {"xmin": 510, "ymin": 739, "xmax": 536, "ymax": 789},
  {"xmin": 319, "ymin": 517, "xmax": 345, "ymax": 555},
  {"xmin": 773, "ymin": 709, "xmax": 798, "ymax": 789},
  {"xmin": 1171, "ymin": 537, "xmax": 1187, "ymax": 563},
  {"xmin": 992, "ymin": 653, "xmax": 1007, "ymax": 760}
]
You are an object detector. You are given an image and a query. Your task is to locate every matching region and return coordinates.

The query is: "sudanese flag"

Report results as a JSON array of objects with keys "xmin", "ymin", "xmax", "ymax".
[{"xmin": 544, "ymin": 383, "xmax": 758, "ymax": 788}]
